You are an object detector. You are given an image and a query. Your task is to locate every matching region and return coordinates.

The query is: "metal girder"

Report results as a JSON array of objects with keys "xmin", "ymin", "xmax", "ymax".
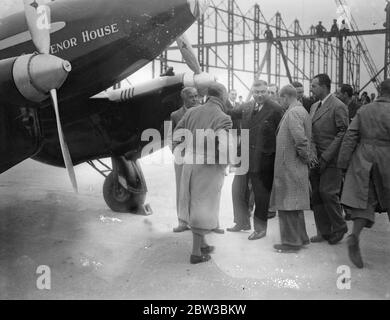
[
  {"xmin": 346, "ymin": 40, "xmax": 352, "ymax": 84},
  {"xmin": 227, "ymin": 0, "xmax": 234, "ymax": 91},
  {"xmin": 338, "ymin": 37, "xmax": 344, "ymax": 87},
  {"xmin": 293, "ymin": 19, "xmax": 300, "ymax": 81},
  {"xmin": 356, "ymin": 43, "xmax": 361, "ymax": 90},
  {"xmin": 309, "ymin": 26, "xmax": 315, "ymax": 81},
  {"xmin": 254, "ymin": 4, "xmax": 260, "ymax": 81},
  {"xmin": 335, "ymin": 39, "xmax": 340, "ymax": 88},
  {"xmin": 323, "ymin": 41, "xmax": 329, "ymax": 75},
  {"xmin": 168, "ymin": 28, "xmax": 387, "ymax": 50},
  {"xmin": 275, "ymin": 12, "xmax": 281, "ymax": 87},
  {"xmin": 385, "ymin": 1, "xmax": 390, "ymax": 79}
]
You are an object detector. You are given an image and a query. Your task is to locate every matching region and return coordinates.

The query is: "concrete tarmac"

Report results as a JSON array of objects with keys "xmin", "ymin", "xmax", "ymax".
[{"xmin": 0, "ymin": 149, "xmax": 389, "ymax": 299}]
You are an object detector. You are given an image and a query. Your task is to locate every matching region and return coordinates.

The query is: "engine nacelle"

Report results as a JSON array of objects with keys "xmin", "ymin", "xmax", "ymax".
[{"xmin": 0, "ymin": 53, "xmax": 71, "ymax": 106}]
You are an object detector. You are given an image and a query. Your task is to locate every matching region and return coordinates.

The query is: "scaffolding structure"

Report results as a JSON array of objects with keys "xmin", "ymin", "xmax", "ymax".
[{"xmin": 160, "ymin": 0, "xmax": 389, "ymax": 94}]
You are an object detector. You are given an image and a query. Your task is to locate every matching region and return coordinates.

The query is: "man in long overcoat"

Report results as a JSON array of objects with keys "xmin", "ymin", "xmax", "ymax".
[
  {"xmin": 338, "ymin": 79, "xmax": 390, "ymax": 268},
  {"xmin": 227, "ymin": 80, "xmax": 283, "ymax": 240},
  {"xmin": 173, "ymin": 83, "xmax": 232, "ymax": 264},
  {"xmin": 271, "ymin": 85, "xmax": 313, "ymax": 253}
]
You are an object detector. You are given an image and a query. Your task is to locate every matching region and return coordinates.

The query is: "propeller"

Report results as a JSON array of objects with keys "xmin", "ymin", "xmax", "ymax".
[
  {"xmin": 23, "ymin": 0, "xmax": 78, "ymax": 193},
  {"xmin": 176, "ymin": 33, "xmax": 202, "ymax": 75}
]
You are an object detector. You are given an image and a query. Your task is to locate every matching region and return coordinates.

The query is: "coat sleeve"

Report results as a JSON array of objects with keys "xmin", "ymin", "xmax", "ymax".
[
  {"xmin": 172, "ymin": 113, "xmax": 187, "ymax": 151},
  {"xmin": 287, "ymin": 108, "xmax": 310, "ymax": 164},
  {"xmin": 216, "ymin": 115, "xmax": 233, "ymax": 165},
  {"xmin": 321, "ymin": 102, "xmax": 349, "ymax": 163},
  {"xmin": 337, "ymin": 113, "xmax": 360, "ymax": 170},
  {"xmin": 273, "ymin": 105, "xmax": 283, "ymax": 128}
]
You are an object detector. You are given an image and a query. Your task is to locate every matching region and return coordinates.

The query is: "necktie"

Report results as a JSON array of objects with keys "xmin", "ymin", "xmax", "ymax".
[{"xmin": 315, "ymin": 101, "xmax": 322, "ymax": 115}]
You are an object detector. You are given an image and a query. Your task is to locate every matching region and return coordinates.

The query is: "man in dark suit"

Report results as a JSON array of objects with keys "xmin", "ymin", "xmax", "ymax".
[
  {"xmin": 310, "ymin": 74, "xmax": 349, "ymax": 245},
  {"xmin": 226, "ymin": 80, "xmax": 283, "ymax": 240},
  {"xmin": 336, "ymin": 84, "xmax": 362, "ymax": 123}
]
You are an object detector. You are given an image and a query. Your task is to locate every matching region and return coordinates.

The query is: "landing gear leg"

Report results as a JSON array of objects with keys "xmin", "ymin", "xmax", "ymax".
[{"xmin": 92, "ymin": 156, "xmax": 152, "ymax": 215}]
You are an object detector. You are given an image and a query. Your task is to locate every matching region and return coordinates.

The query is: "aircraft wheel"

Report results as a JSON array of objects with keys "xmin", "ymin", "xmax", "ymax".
[{"xmin": 103, "ymin": 172, "xmax": 146, "ymax": 213}]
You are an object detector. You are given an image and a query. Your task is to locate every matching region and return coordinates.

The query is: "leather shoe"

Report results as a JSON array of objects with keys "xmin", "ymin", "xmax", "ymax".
[
  {"xmin": 310, "ymin": 235, "xmax": 324, "ymax": 243},
  {"xmin": 173, "ymin": 225, "xmax": 190, "ymax": 233},
  {"xmin": 310, "ymin": 234, "xmax": 330, "ymax": 243},
  {"xmin": 213, "ymin": 228, "xmax": 225, "ymax": 234},
  {"xmin": 190, "ymin": 254, "xmax": 211, "ymax": 264},
  {"xmin": 201, "ymin": 245, "xmax": 215, "ymax": 254},
  {"xmin": 226, "ymin": 224, "xmax": 251, "ymax": 232},
  {"xmin": 274, "ymin": 244, "xmax": 301, "ymax": 253},
  {"xmin": 328, "ymin": 227, "xmax": 348, "ymax": 245},
  {"xmin": 347, "ymin": 234, "xmax": 363, "ymax": 268},
  {"xmin": 248, "ymin": 230, "xmax": 266, "ymax": 240}
]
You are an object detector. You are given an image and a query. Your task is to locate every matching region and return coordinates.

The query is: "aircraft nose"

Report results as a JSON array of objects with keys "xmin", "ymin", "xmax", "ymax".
[{"xmin": 187, "ymin": 0, "xmax": 210, "ymax": 18}]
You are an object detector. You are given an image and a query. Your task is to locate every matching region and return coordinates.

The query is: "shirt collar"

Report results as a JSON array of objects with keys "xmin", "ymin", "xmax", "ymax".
[
  {"xmin": 207, "ymin": 96, "xmax": 225, "ymax": 111},
  {"xmin": 321, "ymin": 93, "xmax": 332, "ymax": 105}
]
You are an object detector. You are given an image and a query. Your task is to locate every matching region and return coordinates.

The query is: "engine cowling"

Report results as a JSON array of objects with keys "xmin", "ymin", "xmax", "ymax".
[{"xmin": 0, "ymin": 53, "xmax": 71, "ymax": 106}]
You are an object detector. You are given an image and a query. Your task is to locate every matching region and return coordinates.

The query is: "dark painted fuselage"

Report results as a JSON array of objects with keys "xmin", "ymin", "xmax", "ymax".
[{"xmin": 0, "ymin": 0, "xmax": 195, "ymax": 172}]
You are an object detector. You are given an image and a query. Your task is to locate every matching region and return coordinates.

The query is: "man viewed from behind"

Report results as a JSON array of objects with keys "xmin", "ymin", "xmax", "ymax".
[
  {"xmin": 338, "ymin": 79, "xmax": 390, "ymax": 268},
  {"xmin": 309, "ymin": 74, "xmax": 349, "ymax": 245},
  {"xmin": 170, "ymin": 87, "xmax": 199, "ymax": 233},
  {"xmin": 271, "ymin": 85, "xmax": 313, "ymax": 253},
  {"xmin": 173, "ymin": 83, "xmax": 233, "ymax": 264}
]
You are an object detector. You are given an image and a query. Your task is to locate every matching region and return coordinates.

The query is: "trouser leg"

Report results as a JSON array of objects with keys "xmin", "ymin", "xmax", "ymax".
[
  {"xmin": 232, "ymin": 174, "xmax": 251, "ymax": 226},
  {"xmin": 310, "ymin": 168, "xmax": 332, "ymax": 237},
  {"xmin": 319, "ymin": 167, "xmax": 347, "ymax": 233},
  {"xmin": 174, "ymin": 163, "xmax": 186, "ymax": 226},
  {"xmin": 298, "ymin": 211, "xmax": 310, "ymax": 244},
  {"xmin": 349, "ymin": 177, "xmax": 379, "ymax": 230},
  {"xmin": 192, "ymin": 232, "xmax": 202, "ymax": 256},
  {"xmin": 249, "ymin": 173, "xmax": 270, "ymax": 231},
  {"xmin": 279, "ymin": 210, "xmax": 305, "ymax": 246}
]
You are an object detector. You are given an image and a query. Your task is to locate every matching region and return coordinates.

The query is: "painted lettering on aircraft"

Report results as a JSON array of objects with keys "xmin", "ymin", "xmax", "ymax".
[
  {"xmin": 49, "ymin": 23, "xmax": 120, "ymax": 54},
  {"xmin": 50, "ymin": 37, "xmax": 78, "ymax": 54},
  {"xmin": 0, "ymin": 22, "xmax": 120, "ymax": 54},
  {"xmin": 81, "ymin": 23, "xmax": 119, "ymax": 43}
]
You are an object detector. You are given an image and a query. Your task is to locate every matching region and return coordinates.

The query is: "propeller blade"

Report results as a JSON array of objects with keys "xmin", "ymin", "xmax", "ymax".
[
  {"xmin": 176, "ymin": 34, "xmax": 202, "ymax": 75},
  {"xmin": 23, "ymin": 0, "xmax": 51, "ymax": 54},
  {"xmin": 50, "ymin": 89, "xmax": 78, "ymax": 193}
]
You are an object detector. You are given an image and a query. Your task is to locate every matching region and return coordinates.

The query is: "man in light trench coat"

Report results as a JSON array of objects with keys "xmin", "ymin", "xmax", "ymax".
[
  {"xmin": 173, "ymin": 83, "xmax": 233, "ymax": 264},
  {"xmin": 270, "ymin": 85, "xmax": 315, "ymax": 253},
  {"xmin": 338, "ymin": 79, "xmax": 390, "ymax": 269}
]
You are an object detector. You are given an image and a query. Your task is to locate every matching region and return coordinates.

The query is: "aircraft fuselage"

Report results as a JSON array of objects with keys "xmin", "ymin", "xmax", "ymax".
[{"xmin": 0, "ymin": 0, "xmax": 196, "ymax": 104}]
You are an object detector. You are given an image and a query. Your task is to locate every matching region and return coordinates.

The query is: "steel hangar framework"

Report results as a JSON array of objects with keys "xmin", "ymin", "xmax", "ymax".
[{"xmin": 157, "ymin": 0, "xmax": 390, "ymax": 95}]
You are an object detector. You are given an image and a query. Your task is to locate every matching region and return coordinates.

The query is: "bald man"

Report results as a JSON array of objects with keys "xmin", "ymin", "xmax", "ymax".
[{"xmin": 271, "ymin": 85, "xmax": 313, "ymax": 253}]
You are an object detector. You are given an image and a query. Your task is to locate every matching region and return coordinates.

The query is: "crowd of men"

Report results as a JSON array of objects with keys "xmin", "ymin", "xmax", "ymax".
[{"xmin": 168, "ymin": 74, "xmax": 390, "ymax": 269}]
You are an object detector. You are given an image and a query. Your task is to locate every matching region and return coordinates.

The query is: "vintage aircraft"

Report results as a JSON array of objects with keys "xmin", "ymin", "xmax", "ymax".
[{"xmin": 0, "ymin": 0, "xmax": 216, "ymax": 214}]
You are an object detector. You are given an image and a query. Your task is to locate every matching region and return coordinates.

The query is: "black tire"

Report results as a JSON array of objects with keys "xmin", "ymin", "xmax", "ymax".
[{"xmin": 103, "ymin": 172, "xmax": 146, "ymax": 213}]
